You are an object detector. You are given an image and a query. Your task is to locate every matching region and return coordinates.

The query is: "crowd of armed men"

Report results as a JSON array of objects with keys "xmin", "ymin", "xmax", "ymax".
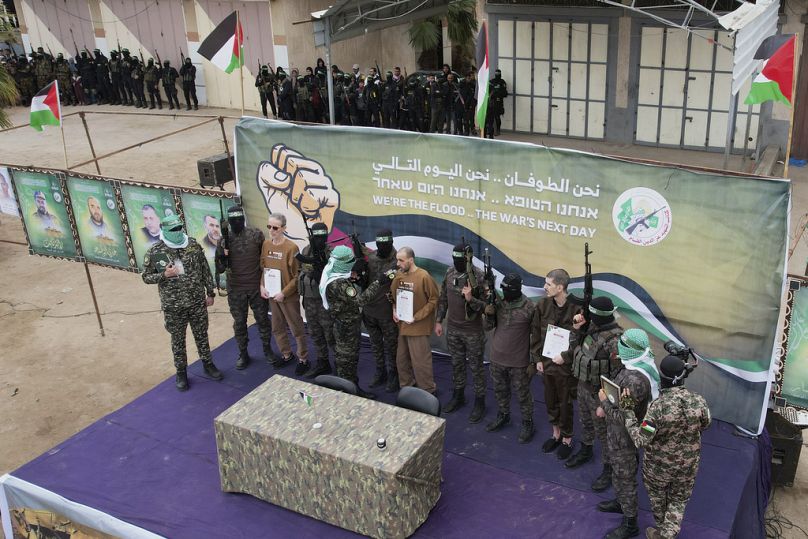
[
  {"xmin": 254, "ymin": 60, "xmax": 509, "ymax": 137},
  {"xmin": 142, "ymin": 208, "xmax": 711, "ymax": 539},
  {"xmin": 4, "ymin": 46, "xmax": 199, "ymax": 110}
]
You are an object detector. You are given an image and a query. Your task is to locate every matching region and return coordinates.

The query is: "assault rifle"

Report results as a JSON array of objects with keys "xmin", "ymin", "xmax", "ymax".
[
  {"xmin": 462, "ymin": 238, "xmax": 480, "ymax": 320},
  {"xmin": 350, "ymin": 219, "xmax": 369, "ymax": 289},
  {"xmin": 483, "ymin": 247, "xmax": 497, "ymax": 306},
  {"xmin": 213, "ymin": 199, "xmax": 230, "ymax": 296},
  {"xmin": 295, "ymin": 218, "xmax": 329, "ymax": 283},
  {"xmin": 568, "ymin": 242, "xmax": 593, "ymax": 327}
]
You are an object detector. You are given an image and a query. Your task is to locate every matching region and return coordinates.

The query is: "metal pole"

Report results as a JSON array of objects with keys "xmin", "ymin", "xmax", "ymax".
[
  {"xmin": 79, "ymin": 111, "xmax": 102, "ymax": 175},
  {"xmin": 218, "ymin": 116, "xmax": 234, "ymax": 191},
  {"xmin": 83, "ymin": 262, "xmax": 106, "ymax": 337},
  {"xmin": 324, "ymin": 17, "xmax": 335, "ymax": 125},
  {"xmin": 784, "ymin": 34, "xmax": 801, "ymax": 179},
  {"xmin": 723, "ymin": 92, "xmax": 738, "ymax": 170},
  {"xmin": 238, "ymin": 10, "xmax": 245, "ymax": 117}
]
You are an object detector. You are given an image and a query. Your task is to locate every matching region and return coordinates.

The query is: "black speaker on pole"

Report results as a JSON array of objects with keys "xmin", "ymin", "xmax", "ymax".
[
  {"xmin": 197, "ymin": 154, "xmax": 234, "ymax": 188},
  {"xmin": 765, "ymin": 409, "xmax": 803, "ymax": 487}
]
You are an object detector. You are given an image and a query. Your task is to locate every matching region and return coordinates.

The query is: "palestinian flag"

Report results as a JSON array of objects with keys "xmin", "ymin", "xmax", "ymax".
[
  {"xmin": 475, "ymin": 22, "xmax": 490, "ymax": 130},
  {"xmin": 298, "ymin": 391, "xmax": 315, "ymax": 406},
  {"xmin": 745, "ymin": 34, "xmax": 797, "ymax": 106},
  {"xmin": 30, "ymin": 81, "xmax": 60, "ymax": 132},
  {"xmin": 198, "ymin": 11, "xmax": 243, "ymax": 74}
]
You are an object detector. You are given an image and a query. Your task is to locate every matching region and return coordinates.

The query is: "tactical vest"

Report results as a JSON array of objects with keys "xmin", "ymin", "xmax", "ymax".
[{"xmin": 572, "ymin": 325, "xmax": 622, "ymax": 387}]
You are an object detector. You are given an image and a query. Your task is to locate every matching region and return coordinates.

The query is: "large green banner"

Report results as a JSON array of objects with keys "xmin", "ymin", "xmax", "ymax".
[
  {"xmin": 180, "ymin": 192, "xmax": 237, "ymax": 289},
  {"xmin": 242, "ymin": 119, "xmax": 788, "ymax": 432},
  {"xmin": 120, "ymin": 184, "xmax": 178, "ymax": 271},
  {"xmin": 67, "ymin": 176, "xmax": 131, "ymax": 269},
  {"xmin": 783, "ymin": 282, "xmax": 808, "ymax": 410},
  {"xmin": 11, "ymin": 169, "xmax": 79, "ymax": 260}
]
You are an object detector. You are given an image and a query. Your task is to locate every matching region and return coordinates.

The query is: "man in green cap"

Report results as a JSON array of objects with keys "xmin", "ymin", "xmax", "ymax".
[
  {"xmin": 142, "ymin": 214, "xmax": 224, "ymax": 391},
  {"xmin": 320, "ymin": 245, "xmax": 393, "ymax": 399},
  {"xmin": 596, "ymin": 328, "xmax": 655, "ymax": 539}
]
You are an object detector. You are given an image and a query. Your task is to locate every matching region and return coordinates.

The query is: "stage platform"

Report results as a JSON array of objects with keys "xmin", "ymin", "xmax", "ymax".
[{"xmin": 7, "ymin": 326, "xmax": 770, "ymax": 538}]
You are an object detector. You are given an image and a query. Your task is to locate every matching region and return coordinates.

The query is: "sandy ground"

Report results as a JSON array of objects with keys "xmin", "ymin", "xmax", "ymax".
[{"xmin": 0, "ymin": 104, "xmax": 806, "ymax": 537}]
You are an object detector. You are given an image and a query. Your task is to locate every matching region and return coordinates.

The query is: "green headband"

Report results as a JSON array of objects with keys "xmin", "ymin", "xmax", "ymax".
[
  {"xmin": 227, "ymin": 210, "xmax": 244, "ymax": 218},
  {"xmin": 376, "ymin": 236, "xmax": 393, "ymax": 242},
  {"xmin": 589, "ymin": 304, "xmax": 616, "ymax": 316},
  {"xmin": 452, "ymin": 251, "xmax": 465, "ymax": 258}
]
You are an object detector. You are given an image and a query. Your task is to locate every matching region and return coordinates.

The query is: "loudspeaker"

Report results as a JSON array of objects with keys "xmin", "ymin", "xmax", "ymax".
[
  {"xmin": 197, "ymin": 153, "xmax": 234, "ymax": 187},
  {"xmin": 766, "ymin": 409, "xmax": 803, "ymax": 487}
]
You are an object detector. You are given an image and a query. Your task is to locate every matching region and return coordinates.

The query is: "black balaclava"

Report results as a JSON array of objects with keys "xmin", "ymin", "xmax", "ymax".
[
  {"xmin": 310, "ymin": 222, "xmax": 328, "ymax": 251},
  {"xmin": 494, "ymin": 69, "xmax": 502, "ymax": 80},
  {"xmin": 660, "ymin": 355, "xmax": 688, "ymax": 389},
  {"xmin": 226, "ymin": 205, "xmax": 245, "ymax": 234},
  {"xmin": 589, "ymin": 296, "xmax": 616, "ymax": 326},
  {"xmin": 501, "ymin": 273, "xmax": 522, "ymax": 302},
  {"xmin": 375, "ymin": 228, "xmax": 394, "ymax": 259},
  {"xmin": 452, "ymin": 242, "xmax": 468, "ymax": 273}
]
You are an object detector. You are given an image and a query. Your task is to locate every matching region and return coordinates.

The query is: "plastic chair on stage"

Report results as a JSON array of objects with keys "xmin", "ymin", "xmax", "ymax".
[
  {"xmin": 396, "ymin": 386, "xmax": 441, "ymax": 417},
  {"xmin": 314, "ymin": 374, "xmax": 358, "ymax": 395}
]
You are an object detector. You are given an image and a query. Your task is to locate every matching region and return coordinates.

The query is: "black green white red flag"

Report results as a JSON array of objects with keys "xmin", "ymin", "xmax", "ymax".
[
  {"xmin": 29, "ymin": 80, "xmax": 60, "ymax": 132},
  {"xmin": 744, "ymin": 34, "xmax": 796, "ymax": 106},
  {"xmin": 198, "ymin": 11, "xmax": 244, "ymax": 74},
  {"xmin": 475, "ymin": 22, "xmax": 490, "ymax": 129}
]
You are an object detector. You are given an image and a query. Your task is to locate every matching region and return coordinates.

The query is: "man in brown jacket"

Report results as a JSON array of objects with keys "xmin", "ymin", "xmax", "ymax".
[
  {"xmin": 390, "ymin": 247, "xmax": 440, "ymax": 394},
  {"xmin": 531, "ymin": 268, "xmax": 580, "ymax": 459},
  {"xmin": 260, "ymin": 213, "xmax": 309, "ymax": 374}
]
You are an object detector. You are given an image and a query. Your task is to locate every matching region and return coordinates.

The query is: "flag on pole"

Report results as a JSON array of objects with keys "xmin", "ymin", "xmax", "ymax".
[
  {"xmin": 298, "ymin": 391, "xmax": 315, "ymax": 406},
  {"xmin": 30, "ymin": 80, "xmax": 61, "ymax": 132},
  {"xmin": 475, "ymin": 22, "xmax": 490, "ymax": 130},
  {"xmin": 745, "ymin": 34, "xmax": 797, "ymax": 106},
  {"xmin": 198, "ymin": 11, "xmax": 244, "ymax": 74}
]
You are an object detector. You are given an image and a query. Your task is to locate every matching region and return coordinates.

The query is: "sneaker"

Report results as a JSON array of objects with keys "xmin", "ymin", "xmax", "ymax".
[
  {"xmin": 273, "ymin": 352, "xmax": 294, "ymax": 369},
  {"xmin": 295, "ymin": 361, "xmax": 310, "ymax": 376},
  {"xmin": 557, "ymin": 441, "xmax": 574, "ymax": 460},
  {"xmin": 542, "ymin": 437, "xmax": 561, "ymax": 453}
]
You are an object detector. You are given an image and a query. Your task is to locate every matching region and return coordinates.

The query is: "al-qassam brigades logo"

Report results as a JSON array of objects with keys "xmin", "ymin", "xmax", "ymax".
[{"xmin": 612, "ymin": 187, "xmax": 672, "ymax": 246}]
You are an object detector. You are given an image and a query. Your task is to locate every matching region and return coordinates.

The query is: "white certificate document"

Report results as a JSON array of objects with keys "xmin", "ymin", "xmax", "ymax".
[
  {"xmin": 542, "ymin": 325, "xmax": 571, "ymax": 359},
  {"xmin": 264, "ymin": 268, "xmax": 282, "ymax": 296},
  {"xmin": 396, "ymin": 289, "xmax": 414, "ymax": 323}
]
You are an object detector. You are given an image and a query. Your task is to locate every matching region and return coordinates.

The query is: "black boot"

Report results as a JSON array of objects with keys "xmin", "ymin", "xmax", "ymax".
[
  {"xmin": 304, "ymin": 359, "xmax": 331, "ymax": 379},
  {"xmin": 356, "ymin": 386, "xmax": 377, "ymax": 399},
  {"xmin": 385, "ymin": 370, "xmax": 399, "ymax": 393},
  {"xmin": 203, "ymin": 360, "xmax": 224, "ymax": 381},
  {"xmin": 443, "ymin": 388, "xmax": 465, "ymax": 414},
  {"xmin": 235, "ymin": 351, "xmax": 251, "ymax": 370},
  {"xmin": 597, "ymin": 499, "xmax": 623, "ymax": 514},
  {"xmin": 469, "ymin": 396, "xmax": 486, "ymax": 423},
  {"xmin": 565, "ymin": 443, "xmax": 593, "ymax": 469},
  {"xmin": 518, "ymin": 419, "xmax": 535, "ymax": 444},
  {"xmin": 194, "ymin": 104, "xmax": 198, "ymax": 110},
  {"xmin": 605, "ymin": 516, "xmax": 638, "ymax": 539},
  {"xmin": 591, "ymin": 463, "xmax": 613, "ymax": 492},
  {"xmin": 175, "ymin": 369, "xmax": 189, "ymax": 391},
  {"xmin": 264, "ymin": 345, "xmax": 282, "ymax": 365},
  {"xmin": 186, "ymin": 104, "xmax": 192, "ymax": 111},
  {"xmin": 295, "ymin": 360, "xmax": 310, "ymax": 376},
  {"xmin": 369, "ymin": 367, "xmax": 387, "ymax": 388},
  {"xmin": 485, "ymin": 412, "xmax": 510, "ymax": 432}
]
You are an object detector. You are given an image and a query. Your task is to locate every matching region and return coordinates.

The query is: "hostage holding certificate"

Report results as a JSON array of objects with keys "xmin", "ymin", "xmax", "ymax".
[
  {"xmin": 264, "ymin": 268, "xmax": 282, "ymax": 296},
  {"xmin": 542, "ymin": 324, "xmax": 571, "ymax": 359},
  {"xmin": 396, "ymin": 289, "xmax": 414, "ymax": 323}
]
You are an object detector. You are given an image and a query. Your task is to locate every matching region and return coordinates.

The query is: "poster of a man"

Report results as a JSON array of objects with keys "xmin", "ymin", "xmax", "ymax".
[
  {"xmin": 31, "ymin": 190, "xmax": 64, "ymax": 232},
  {"xmin": 201, "ymin": 214, "xmax": 222, "ymax": 258},
  {"xmin": 14, "ymin": 170, "xmax": 78, "ymax": 259},
  {"xmin": 0, "ymin": 167, "xmax": 18, "ymax": 217},
  {"xmin": 67, "ymin": 176, "xmax": 130, "ymax": 268},
  {"xmin": 141, "ymin": 204, "xmax": 162, "ymax": 245}
]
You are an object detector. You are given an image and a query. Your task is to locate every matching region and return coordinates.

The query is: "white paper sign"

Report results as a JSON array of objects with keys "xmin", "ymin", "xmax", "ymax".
[
  {"xmin": 264, "ymin": 268, "xmax": 282, "ymax": 296},
  {"xmin": 396, "ymin": 289, "xmax": 414, "ymax": 323},
  {"xmin": 542, "ymin": 324, "xmax": 571, "ymax": 359}
]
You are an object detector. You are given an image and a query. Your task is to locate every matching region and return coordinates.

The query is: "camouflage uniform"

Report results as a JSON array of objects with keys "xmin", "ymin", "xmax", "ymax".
[
  {"xmin": 300, "ymin": 244, "xmax": 335, "ymax": 365},
  {"xmin": 34, "ymin": 54, "xmax": 54, "ymax": 90},
  {"xmin": 142, "ymin": 238, "xmax": 216, "ymax": 370},
  {"xmin": 55, "ymin": 58, "xmax": 73, "ymax": 105},
  {"xmin": 484, "ymin": 294, "xmax": 536, "ymax": 421},
  {"xmin": 624, "ymin": 386, "xmax": 711, "ymax": 538},
  {"xmin": 217, "ymin": 226, "xmax": 273, "ymax": 359},
  {"xmin": 436, "ymin": 266, "xmax": 487, "ymax": 397},
  {"xmin": 571, "ymin": 321, "xmax": 623, "ymax": 465},
  {"xmin": 325, "ymin": 278, "xmax": 382, "ymax": 383},
  {"xmin": 602, "ymin": 366, "xmax": 650, "ymax": 518},
  {"xmin": 363, "ymin": 250, "xmax": 399, "ymax": 384}
]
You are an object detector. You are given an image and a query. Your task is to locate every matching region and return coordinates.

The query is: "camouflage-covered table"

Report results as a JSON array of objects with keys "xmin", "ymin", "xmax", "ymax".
[{"xmin": 214, "ymin": 375, "xmax": 446, "ymax": 538}]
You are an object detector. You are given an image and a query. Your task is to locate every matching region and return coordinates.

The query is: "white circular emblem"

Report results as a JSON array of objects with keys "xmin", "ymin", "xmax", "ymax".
[
  {"xmin": 612, "ymin": 188, "xmax": 672, "ymax": 246},
  {"xmin": 52, "ymin": 192, "xmax": 62, "ymax": 203},
  {"xmin": 106, "ymin": 198, "xmax": 116, "ymax": 210}
]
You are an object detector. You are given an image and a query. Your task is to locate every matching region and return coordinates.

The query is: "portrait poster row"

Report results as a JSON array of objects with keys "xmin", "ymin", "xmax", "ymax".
[{"xmin": 0, "ymin": 166, "xmax": 238, "ymax": 281}]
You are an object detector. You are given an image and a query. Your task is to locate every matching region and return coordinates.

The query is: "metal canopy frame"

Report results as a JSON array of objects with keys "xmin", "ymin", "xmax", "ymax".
[
  {"xmin": 595, "ymin": 0, "xmax": 725, "ymax": 32},
  {"xmin": 322, "ymin": 0, "xmax": 456, "ymax": 43}
]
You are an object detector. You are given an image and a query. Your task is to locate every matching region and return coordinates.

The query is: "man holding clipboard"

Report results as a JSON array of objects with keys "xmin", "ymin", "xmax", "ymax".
[{"xmin": 530, "ymin": 269, "xmax": 581, "ymax": 460}]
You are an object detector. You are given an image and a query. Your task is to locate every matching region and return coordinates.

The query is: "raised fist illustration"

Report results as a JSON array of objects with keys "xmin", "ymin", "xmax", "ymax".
[{"xmin": 256, "ymin": 143, "xmax": 340, "ymax": 248}]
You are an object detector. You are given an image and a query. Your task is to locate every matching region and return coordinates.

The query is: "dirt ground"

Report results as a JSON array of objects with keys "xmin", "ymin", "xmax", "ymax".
[{"xmin": 1, "ymin": 104, "xmax": 807, "ymax": 537}]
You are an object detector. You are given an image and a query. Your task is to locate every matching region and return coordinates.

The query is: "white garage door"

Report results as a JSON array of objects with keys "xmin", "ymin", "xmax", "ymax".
[
  {"xmin": 635, "ymin": 26, "xmax": 760, "ymax": 151},
  {"xmin": 497, "ymin": 19, "xmax": 608, "ymax": 139}
]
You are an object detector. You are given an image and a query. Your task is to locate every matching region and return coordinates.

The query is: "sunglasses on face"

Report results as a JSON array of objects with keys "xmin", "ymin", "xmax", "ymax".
[{"xmin": 268, "ymin": 225, "xmax": 283, "ymax": 231}]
